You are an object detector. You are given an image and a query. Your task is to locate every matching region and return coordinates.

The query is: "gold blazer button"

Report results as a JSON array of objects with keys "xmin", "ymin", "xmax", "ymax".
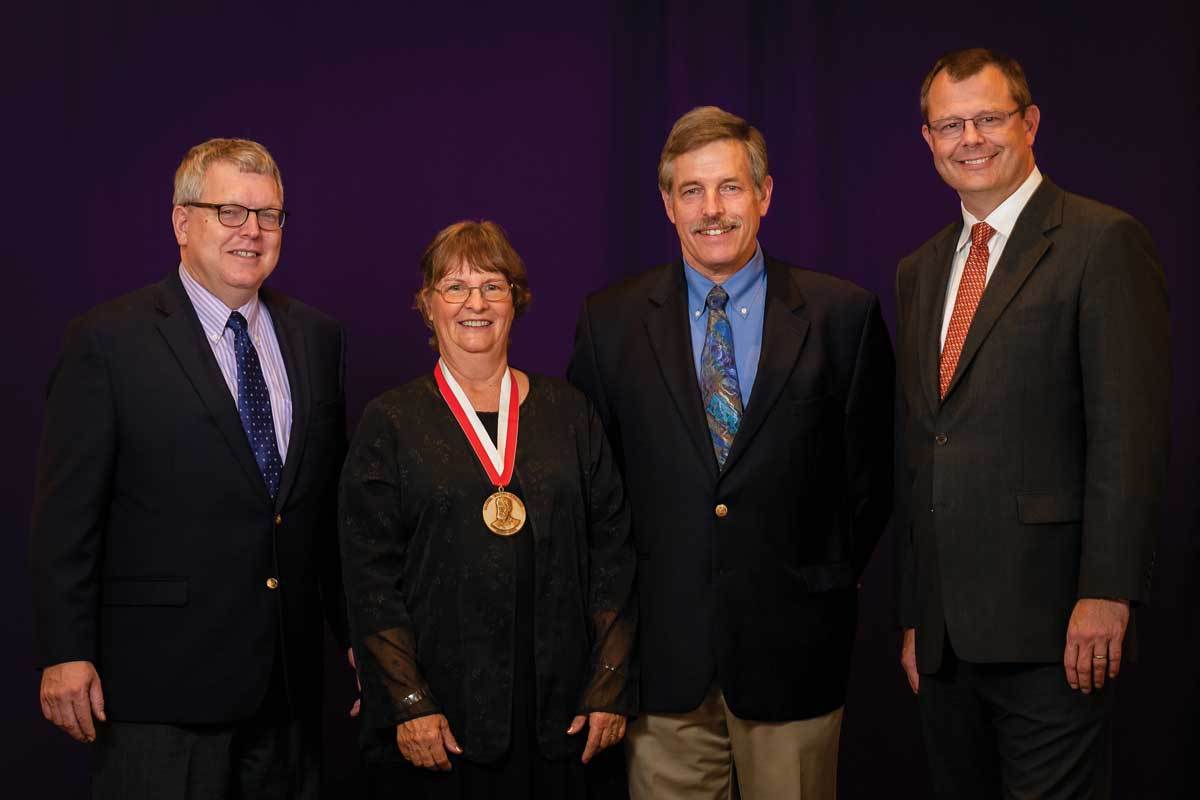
[
  {"xmin": 274, "ymin": 514, "xmax": 283, "ymax": 525},
  {"xmin": 715, "ymin": 504, "xmax": 729, "ymax": 518},
  {"xmin": 266, "ymin": 577, "xmax": 279, "ymax": 590}
]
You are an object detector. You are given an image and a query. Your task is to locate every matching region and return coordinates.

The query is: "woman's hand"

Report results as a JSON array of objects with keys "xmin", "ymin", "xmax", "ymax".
[
  {"xmin": 567, "ymin": 711, "xmax": 627, "ymax": 764},
  {"xmin": 395, "ymin": 714, "xmax": 462, "ymax": 770}
]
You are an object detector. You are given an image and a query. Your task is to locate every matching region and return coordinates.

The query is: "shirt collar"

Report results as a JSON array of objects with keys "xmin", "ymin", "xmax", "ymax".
[
  {"xmin": 956, "ymin": 165, "xmax": 1043, "ymax": 252},
  {"xmin": 683, "ymin": 243, "xmax": 767, "ymax": 321},
  {"xmin": 178, "ymin": 263, "xmax": 263, "ymax": 344}
]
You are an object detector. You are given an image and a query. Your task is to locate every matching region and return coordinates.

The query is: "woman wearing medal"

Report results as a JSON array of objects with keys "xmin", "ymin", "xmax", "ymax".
[{"xmin": 340, "ymin": 221, "xmax": 636, "ymax": 798}]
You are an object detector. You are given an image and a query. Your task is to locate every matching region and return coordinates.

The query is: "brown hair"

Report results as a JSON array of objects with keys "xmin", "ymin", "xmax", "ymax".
[
  {"xmin": 658, "ymin": 106, "xmax": 769, "ymax": 193},
  {"xmin": 415, "ymin": 220, "xmax": 532, "ymax": 344},
  {"xmin": 173, "ymin": 138, "xmax": 282, "ymax": 205},
  {"xmin": 920, "ymin": 48, "xmax": 1033, "ymax": 121}
]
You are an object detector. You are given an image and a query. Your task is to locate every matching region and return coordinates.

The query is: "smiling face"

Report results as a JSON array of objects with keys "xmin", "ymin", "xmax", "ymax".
[
  {"xmin": 172, "ymin": 160, "xmax": 283, "ymax": 309},
  {"xmin": 661, "ymin": 138, "xmax": 772, "ymax": 281},
  {"xmin": 426, "ymin": 262, "xmax": 516, "ymax": 364},
  {"xmin": 922, "ymin": 64, "xmax": 1040, "ymax": 219}
]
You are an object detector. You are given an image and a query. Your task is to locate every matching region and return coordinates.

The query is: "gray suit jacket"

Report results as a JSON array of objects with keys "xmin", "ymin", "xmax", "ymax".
[{"xmin": 893, "ymin": 177, "xmax": 1169, "ymax": 671}]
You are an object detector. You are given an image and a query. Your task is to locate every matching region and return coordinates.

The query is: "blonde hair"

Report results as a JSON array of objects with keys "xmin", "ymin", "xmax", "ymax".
[
  {"xmin": 658, "ymin": 106, "xmax": 769, "ymax": 193},
  {"xmin": 172, "ymin": 138, "xmax": 283, "ymax": 205}
]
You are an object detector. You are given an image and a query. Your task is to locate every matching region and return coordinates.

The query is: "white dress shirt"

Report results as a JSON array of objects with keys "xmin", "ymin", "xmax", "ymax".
[
  {"xmin": 939, "ymin": 166, "xmax": 1044, "ymax": 349},
  {"xmin": 179, "ymin": 264, "xmax": 293, "ymax": 459}
]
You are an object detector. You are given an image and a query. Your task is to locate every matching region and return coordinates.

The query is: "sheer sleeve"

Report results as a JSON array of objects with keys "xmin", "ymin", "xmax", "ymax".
[
  {"xmin": 339, "ymin": 401, "xmax": 440, "ymax": 728},
  {"xmin": 577, "ymin": 400, "xmax": 638, "ymax": 716}
]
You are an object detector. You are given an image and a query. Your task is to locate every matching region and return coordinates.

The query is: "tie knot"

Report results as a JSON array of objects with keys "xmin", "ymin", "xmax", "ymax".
[
  {"xmin": 705, "ymin": 285, "xmax": 730, "ymax": 311},
  {"xmin": 226, "ymin": 311, "xmax": 248, "ymax": 334},
  {"xmin": 971, "ymin": 221, "xmax": 996, "ymax": 248}
]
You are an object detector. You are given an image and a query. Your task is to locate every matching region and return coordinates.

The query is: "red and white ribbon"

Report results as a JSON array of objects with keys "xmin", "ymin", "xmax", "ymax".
[{"xmin": 434, "ymin": 359, "xmax": 519, "ymax": 487}]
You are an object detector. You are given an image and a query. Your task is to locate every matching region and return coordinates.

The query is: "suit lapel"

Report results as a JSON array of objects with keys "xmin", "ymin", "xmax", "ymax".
[
  {"xmin": 941, "ymin": 179, "xmax": 1062, "ymax": 401},
  {"xmin": 916, "ymin": 224, "xmax": 960, "ymax": 417},
  {"xmin": 644, "ymin": 263, "xmax": 719, "ymax": 480},
  {"xmin": 153, "ymin": 272, "xmax": 269, "ymax": 500},
  {"xmin": 263, "ymin": 288, "xmax": 310, "ymax": 510},
  {"xmin": 720, "ymin": 257, "xmax": 809, "ymax": 476}
]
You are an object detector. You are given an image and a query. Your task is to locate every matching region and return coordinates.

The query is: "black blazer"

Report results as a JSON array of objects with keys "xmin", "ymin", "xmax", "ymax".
[
  {"xmin": 893, "ymin": 178, "xmax": 1170, "ymax": 672},
  {"xmin": 568, "ymin": 256, "xmax": 893, "ymax": 721},
  {"xmin": 31, "ymin": 270, "xmax": 349, "ymax": 724}
]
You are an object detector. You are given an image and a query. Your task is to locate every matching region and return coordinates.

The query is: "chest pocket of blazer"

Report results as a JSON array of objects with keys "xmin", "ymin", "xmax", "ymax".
[
  {"xmin": 791, "ymin": 394, "xmax": 837, "ymax": 435},
  {"xmin": 101, "ymin": 577, "xmax": 189, "ymax": 607},
  {"xmin": 1016, "ymin": 491, "xmax": 1083, "ymax": 524}
]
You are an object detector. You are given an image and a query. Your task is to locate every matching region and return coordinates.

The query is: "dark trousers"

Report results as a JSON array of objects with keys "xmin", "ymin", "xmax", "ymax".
[
  {"xmin": 918, "ymin": 638, "xmax": 1114, "ymax": 800},
  {"xmin": 91, "ymin": 649, "xmax": 320, "ymax": 799}
]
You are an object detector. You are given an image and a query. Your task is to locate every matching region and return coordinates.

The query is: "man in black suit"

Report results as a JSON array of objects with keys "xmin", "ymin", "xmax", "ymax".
[
  {"xmin": 569, "ymin": 106, "xmax": 893, "ymax": 798},
  {"xmin": 894, "ymin": 49, "xmax": 1169, "ymax": 798},
  {"xmin": 31, "ymin": 138, "xmax": 352, "ymax": 798}
]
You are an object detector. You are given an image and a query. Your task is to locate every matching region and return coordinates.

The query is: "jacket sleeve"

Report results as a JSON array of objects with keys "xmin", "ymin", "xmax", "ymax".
[
  {"xmin": 567, "ymin": 297, "xmax": 621, "ymax": 461},
  {"xmin": 576, "ymin": 398, "xmax": 638, "ymax": 716},
  {"xmin": 30, "ymin": 317, "xmax": 117, "ymax": 668},
  {"xmin": 339, "ymin": 401, "xmax": 440, "ymax": 729},
  {"xmin": 892, "ymin": 262, "xmax": 918, "ymax": 629},
  {"xmin": 843, "ymin": 295, "xmax": 895, "ymax": 580},
  {"xmin": 319, "ymin": 323, "xmax": 351, "ymax": 648},
  {"xmin": 1076, "ymin": 214, "xmax": 1169, "ymax": 602}
]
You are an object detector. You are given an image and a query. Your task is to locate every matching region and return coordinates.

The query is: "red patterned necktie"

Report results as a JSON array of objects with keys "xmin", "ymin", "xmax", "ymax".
[{"xmin": 939, "ymin": 221, "xmax": 996, "ymax": 398}]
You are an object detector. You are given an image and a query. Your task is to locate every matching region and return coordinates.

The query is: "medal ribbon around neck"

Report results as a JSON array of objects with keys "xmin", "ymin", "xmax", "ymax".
[{"xmin": 434, "ymin": 359, "xmax": 519, "ymax": 489}]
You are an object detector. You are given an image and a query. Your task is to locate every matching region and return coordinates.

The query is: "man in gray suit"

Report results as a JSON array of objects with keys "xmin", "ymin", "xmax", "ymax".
[{"xmin": 893, "ymin": 48, "xmax": 1169, "ymax": 798}]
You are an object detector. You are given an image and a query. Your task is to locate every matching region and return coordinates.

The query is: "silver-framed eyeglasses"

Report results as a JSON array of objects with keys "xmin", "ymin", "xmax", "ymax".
[
  {"xmin": 926, "ymin": 107, "xmax": 1026, "ymax": 140},
  {"xmin": 434, "ymin": 281, "xmax": 513, "ymax": 304},
  {"xmin": 186, "ymin": 202, "xmax": 288, "ymax": 231}
]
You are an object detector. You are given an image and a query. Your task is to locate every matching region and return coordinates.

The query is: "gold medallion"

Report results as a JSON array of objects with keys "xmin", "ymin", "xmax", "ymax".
[{"xmin": 482, "ymin": 490, "xmax": 526, "ymax": 536}]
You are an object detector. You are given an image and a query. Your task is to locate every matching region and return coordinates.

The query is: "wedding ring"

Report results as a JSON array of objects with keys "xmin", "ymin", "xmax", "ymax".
[{"xmin": 1092, "ymin": 654, "xmax": 1107, "ymax": 660}]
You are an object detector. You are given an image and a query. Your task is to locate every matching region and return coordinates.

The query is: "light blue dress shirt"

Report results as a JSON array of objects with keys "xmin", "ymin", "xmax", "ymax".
[{"xmin": 683, "ymin": 243, "xmax": 767, "ymax": 406}]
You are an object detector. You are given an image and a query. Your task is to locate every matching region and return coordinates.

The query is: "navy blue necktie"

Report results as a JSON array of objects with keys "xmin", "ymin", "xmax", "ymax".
[
  {"xmin": 226, "ymin": 312, "xmax": 283, "ymax": 498},
  {"xmin": 700, "ymin": 285, "xmax": 743, "ymax": 468}
]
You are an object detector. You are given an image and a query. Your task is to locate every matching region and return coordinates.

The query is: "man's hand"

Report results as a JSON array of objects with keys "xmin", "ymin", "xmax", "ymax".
[
  {"xmin": 900, "ymin": 627, "xmax": 919, "ymax": 694},
  {"xmin": 40, "ymin": 661, "xmax": 106, "ymax": 743},
  {"xmin": 347, "ymin": 648, "xmax": 361, "ymax": 718},
  {"xmin": 567, "ymin": 711, "xmax": 627, "ymax": 764},
  {"xmin": 1064, "ymin": 598, "xmax": 1129, "ymax": 693},
  {"xmin": 395, "ymin": 714, "xmax": 461, "ymax": 771}
]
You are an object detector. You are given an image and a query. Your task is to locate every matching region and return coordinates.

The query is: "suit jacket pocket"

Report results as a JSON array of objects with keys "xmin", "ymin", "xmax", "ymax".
[
  {"xmin": 791, "ymin": 395, "xmax": 835, "ymax": 435},
  {"xmin": 101, "ymin": 577, "xmax": 189, "ymax": 607},
  {"xmin": 1016, "ymin": 491, "xmax": 1083, "ymax": 524},
  {"xmin": 797, "ymin": 561, "xmax": 855, "ymax": 593}
]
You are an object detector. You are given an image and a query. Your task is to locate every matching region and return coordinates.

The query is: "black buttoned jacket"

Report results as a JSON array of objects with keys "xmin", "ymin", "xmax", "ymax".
[
  {"xmin": 568, "ymin": 256, "xmax": 894, "ymax": 720},
  {"xmin": 31, "ymin": 270, "xmax": 348, "ymax": 723}
]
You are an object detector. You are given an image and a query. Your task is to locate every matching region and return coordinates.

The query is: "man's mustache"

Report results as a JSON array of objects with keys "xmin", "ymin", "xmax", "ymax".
[{"xmin": 691, "ymin": 216, "xmax": 742, "ymax": 234}]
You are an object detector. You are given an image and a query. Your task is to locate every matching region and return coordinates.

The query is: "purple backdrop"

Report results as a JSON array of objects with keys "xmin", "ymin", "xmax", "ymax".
[{"xmin": 6, "ymin": 1, "xmax": 1196, "ymax": 795}]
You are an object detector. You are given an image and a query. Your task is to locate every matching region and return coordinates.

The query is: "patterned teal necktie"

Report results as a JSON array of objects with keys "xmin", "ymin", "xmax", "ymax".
[{"xmin": 700, "ymin": 285, "xmax": 743, "ymax": 468}]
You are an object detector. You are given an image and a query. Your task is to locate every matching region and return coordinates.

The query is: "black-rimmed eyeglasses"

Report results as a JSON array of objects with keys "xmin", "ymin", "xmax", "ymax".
[{"xmin": 186, "ymin": 202, "xmax": 288, "ymax": 231}]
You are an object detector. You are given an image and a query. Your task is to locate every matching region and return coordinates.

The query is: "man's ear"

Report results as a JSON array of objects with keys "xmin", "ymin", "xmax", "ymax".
[
  {"xmin": 660, "ymin": 188, "xmax": 676, "ymax": 225},
  {"xmin": 756, "ymin": 175, "xmax": 774, "ymax": 217},
  {"xmin": 921, "ymin": 124, "xmax": 935, "ymax": 154},
  {"xmin": 1022, "ymin": 104, "xmax": 1041, "ymax": 146},
  {"xmin": 172, "ymin": 205, "xmax": 189, "ymax": 246}
]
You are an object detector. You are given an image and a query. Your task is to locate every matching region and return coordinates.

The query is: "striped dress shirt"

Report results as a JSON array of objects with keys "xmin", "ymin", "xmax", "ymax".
[{"xmin": 179, "ymin": 264, "xmax": 292, "ymax": 460}]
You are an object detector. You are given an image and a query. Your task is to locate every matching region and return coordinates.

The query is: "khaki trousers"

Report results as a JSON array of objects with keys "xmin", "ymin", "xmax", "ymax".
[{"xmin": 627, "ymin": 685, "xmax": 842, "ymax": 800}]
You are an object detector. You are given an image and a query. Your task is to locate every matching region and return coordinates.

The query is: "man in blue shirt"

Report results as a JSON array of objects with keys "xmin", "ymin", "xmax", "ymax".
[{"xmin": 569, "ymin": 106, "xmax": 894, "ymax": 799}]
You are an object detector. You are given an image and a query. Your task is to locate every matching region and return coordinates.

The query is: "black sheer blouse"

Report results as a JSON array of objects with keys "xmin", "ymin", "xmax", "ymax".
[{"xmin": 339, "ymin": 373, "xmax": 636, "ymax": 763}]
